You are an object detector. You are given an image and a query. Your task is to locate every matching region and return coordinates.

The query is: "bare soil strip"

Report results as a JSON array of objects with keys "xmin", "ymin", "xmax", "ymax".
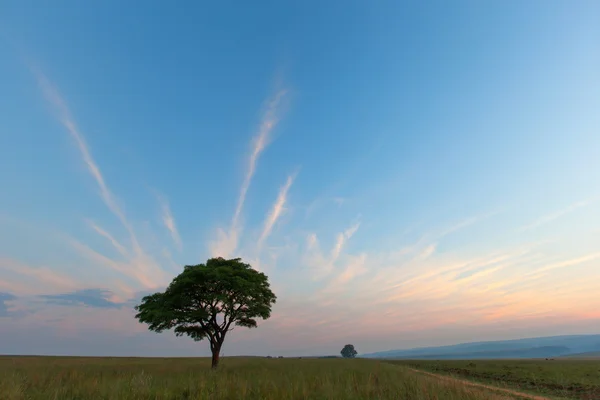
[{"xmin": 406, "ymin": 367, "xmax": 552, "ymax": 400}]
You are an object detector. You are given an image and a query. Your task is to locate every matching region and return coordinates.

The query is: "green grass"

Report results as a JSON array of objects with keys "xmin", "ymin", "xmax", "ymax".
[
  {"xmin": 0, "ymin": 355, "xmax": 525, "ymax": 400},
  {"xmin": 561, "ymin": 352, "xmax": 600, "ymax": 359},
  {"xmin": 387, "ymin": 359, "xmax": 600, "ymax": 400}
]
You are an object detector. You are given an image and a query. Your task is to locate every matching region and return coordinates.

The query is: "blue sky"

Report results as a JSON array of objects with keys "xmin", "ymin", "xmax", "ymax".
[{"xmin": 1, "ymin": 1, "xmax": 599, "ymax": 357}]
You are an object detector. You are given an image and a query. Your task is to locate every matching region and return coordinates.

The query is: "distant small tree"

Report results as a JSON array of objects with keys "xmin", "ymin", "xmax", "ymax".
[
  {"xmin": 135, "ymin": 257, "xmax": 277, "ymax": 369},
  {"xmin": 341, "ymin": 344, "xmax": 358, "ymax": 358}
]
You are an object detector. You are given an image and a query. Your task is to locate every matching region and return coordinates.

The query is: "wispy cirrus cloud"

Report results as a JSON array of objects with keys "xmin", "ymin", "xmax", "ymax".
[
  {"xmin": 68, "ymin": 237, "xmax": 162, "ymax": 292},
  {"xmin": 281, "ymin": 232, "xmax": 600, "ymax": 350},
  {"xmin": 521, "ymin": 252, "xmax": 600, "ymax": 279},
  {"xmin": 330, "ymin": 222, "xmax": 360, "ymax": 263},
  {"xmin": 33, "ymin": 69, "xmax": 170, "ymax": 290},
  {"xmin": 210, "ymin": 87, "xmax": 288, "ymax": 258},
  {"xmin": 233, "ymin": 89, "xmax": 288, "ymax": 228},
  {"xmin": 87, "ymin": 220, "xmax": 129, "ymax": 259},
  {"xmin": 519, "ymin": 199, "xmax": 595, "ymax": 231},
  {"xmin": 6, "ymin": 63, "xmax": 597, "ymax": 357},
  {"xmin": 157, "ymin": 195, "xmax": 182, "ymax": 252},
  {"xmin": 305, "ymin": 196, "xmax": 347, "ymax": 218},
  {"xmin": 321, "ymin": 252, "xmax": 368, "ymax": 294},
  {"xmin": 34, "ymin": 70, "xmax": 139, "ymax": 251},
  {"xmin": 0, "ymin": 258, "xmax": 80, "ymax": 295},
  {"xmin": 303, "ymin": 221, "xmax": 361, "ymax": 281},
  {"xmin": 258, "ymin": 171, "xmax": 298, "ymax": 248}
]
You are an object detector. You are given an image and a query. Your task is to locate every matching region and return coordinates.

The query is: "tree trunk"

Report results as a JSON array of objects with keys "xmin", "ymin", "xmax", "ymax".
[{"xmin": 211, "ymin": 345, "xmax": 221, "ymax": 369}]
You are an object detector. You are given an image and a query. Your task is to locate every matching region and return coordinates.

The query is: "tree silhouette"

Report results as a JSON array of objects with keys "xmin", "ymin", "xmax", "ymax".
[
  {"xmin": 341, "ymin": 344, "xmax": 358, "ymax": 358},
  {"xmin": 135, "ymin": 257, "xmax": 276, "ymax": 368}
]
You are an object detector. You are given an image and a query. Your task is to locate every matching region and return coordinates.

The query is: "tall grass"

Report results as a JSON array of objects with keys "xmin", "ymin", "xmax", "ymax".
[
  {"xmin": 0, "ymin": 356, "xmax": 518, "ymax": 399},
  {"xmin": 389, "ymin": 359, "xmax": 600, "ymax": 399}
]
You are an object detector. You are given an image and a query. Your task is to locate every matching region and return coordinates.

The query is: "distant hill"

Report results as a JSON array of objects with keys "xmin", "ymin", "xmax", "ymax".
[
  {"xmin": 560, "ymin": 351, "xmax": 600, "ymax": 359},
  {"xmin": 361, "ymin": 334, "xmax": 600, "ymax": 360}
]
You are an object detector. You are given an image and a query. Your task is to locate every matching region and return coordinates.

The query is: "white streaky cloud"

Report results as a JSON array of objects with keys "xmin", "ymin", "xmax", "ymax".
[
  {"xmin": 519, "ymin": 199, "xmax": 594, "ymax": 231},
  {"xmin": 372, "ymin": 212, "xmax": 497, "ymax": 265},
  {"xmin": 414, "ymin": 244, "xmax": 436, "ymax": 261},
  {"xmin": 361, "ymin": 215, "xmax": 524, "ymax": 290},
  {"xmin": 209, "ymin": 227, "xmax": 239, "ymax": 259},
  {"xmin": 525, "ymin": 252, "xmax": 600, "ymax": 276},
  {"xmin": 33, "ymin": 70, "xmax": 167, "ymax": 290},
  {"xmin": 158, "ymin": 196, "xmax": 182, "ymax": 251},
  {"xmin": 360, "ymin": 247, "xmax": 540, "ymax": 305},
  {"xmin": 305, "ymin": 196, "xmax": 346, "ymax": 218},
  {"xmin": 330, "ymin": 222, "xmax": 360, "ymax": 263},
  {"xmin": 304, "ymin": 221, "xmax": 361, "ymax": 281},
  {"xmin": 434, "ymin": 211, "xmax": 500, "ymax": 240},
  {"xmin": 67, "ymin": 240, "xmax": 138, "ymax": 282},
  {"xmin": 0, "ymin": 258, "xmax": 79, "ymax": 294},
  {"xmin": 306, "ymin": 233, "xmax": 318, "ymax": 250},
  {"xmin": 209, "ymin": 87, "xmax": 288, "ymax": 258},
  {"xmin": 304, "ymin": 197, "xmax": 322, "ymax": 218},
  {"xmin": 34, "ymin": 71, "xmax": 140, "ymax": 250},
  {"xmin": 322, "ymin": 253, "xmax": 368, "ymax": 293},
  {"xmin": 258, "ymin": 172, "xmax": 297, "ymax": 248},
  {"xmin": 214, "ymin": 214, "xmax": 600, "ymax": 340},
  {"xmin": 232, "ymin": 89, "xmax": 287, "ymax": 228},
  {"xmin": 453, "ymin": 264, "xmax": 504, "ymax": 285},
  {"xmin": 330, "ymin": 236, "xmax": 345, "ymax": 263},
  {"xmin": 86, "ymin": 220, "xmax": 129, "ymax": 258},
  {"xmin": 68, "ymin": 238, "xmax": 167, "ymax": 290},
  {"xmin": 82, "ymin": 222, "xmax": 171, "ymax": 290}
]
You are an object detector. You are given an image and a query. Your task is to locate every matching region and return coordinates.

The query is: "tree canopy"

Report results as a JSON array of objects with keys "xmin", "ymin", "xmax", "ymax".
[
  {"xmin": 341, "ymin": 344, "xmax": 358, "ymax": 358},
  {"xmin": 134, "ymin": 257, "xmax": 277, "ymax": 368}
]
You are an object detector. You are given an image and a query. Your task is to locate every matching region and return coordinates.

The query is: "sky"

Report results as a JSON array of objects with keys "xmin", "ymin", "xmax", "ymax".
[{"xmin": 1, "ymin": 1, "xmax": 599, "ymax": 357}]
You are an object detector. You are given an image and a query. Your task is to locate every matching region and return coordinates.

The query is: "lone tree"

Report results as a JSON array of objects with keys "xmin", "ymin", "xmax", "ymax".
[
  {"xmin": 134, "ymin": 257, "xmax": 277, "ymax": 369},
  {"xmin": 341, "ymin": 344, "xmax": 358, "ymax": 358}
]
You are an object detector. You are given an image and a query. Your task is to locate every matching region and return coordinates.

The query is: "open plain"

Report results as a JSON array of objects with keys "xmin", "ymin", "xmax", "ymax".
[
  {"xmin": 388, "ymin": 359, "xmax": 600, "ymax": 400},
  {"xmin": 2, "ymin": 356, "xmax": 598, "ymax": 399}
]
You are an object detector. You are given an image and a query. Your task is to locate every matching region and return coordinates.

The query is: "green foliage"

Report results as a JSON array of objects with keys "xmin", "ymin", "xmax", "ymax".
[
  {"xmin": 341, "ymin": 344, "xmax": 358, "ymax": 358},
  {"xmin": 134, "ymin": 257, "xmax": 276, "ymax": 367}
]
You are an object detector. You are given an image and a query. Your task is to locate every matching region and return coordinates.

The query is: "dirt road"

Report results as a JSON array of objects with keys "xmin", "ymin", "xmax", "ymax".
[{"xmin": 407, "ymin": 367, "xmax": 552, "ymax": 400}]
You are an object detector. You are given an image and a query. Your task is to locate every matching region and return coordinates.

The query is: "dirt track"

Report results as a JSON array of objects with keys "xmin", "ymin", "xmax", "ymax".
[{"xmin": 407, "ymin": 367, "xmax": 552, "ymax": 400}]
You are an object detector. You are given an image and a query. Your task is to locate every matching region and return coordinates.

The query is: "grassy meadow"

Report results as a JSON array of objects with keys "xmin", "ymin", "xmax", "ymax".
[
  {"xmin": 388, "ymin": 359, "xmax": 600, "ymax": 400},
  {"xmin": 0, "ymin": 355, "xmax": 537, "ymax": 400}
]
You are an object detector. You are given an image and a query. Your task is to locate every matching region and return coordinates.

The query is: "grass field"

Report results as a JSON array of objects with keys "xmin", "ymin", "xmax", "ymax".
[
  {"xmin": 0, "ymin": 356, "xmax": 537, "ymax": 400},
  {"xmin": 387, "ymin": 359, "xmax": 600, "ymax": 400}
]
